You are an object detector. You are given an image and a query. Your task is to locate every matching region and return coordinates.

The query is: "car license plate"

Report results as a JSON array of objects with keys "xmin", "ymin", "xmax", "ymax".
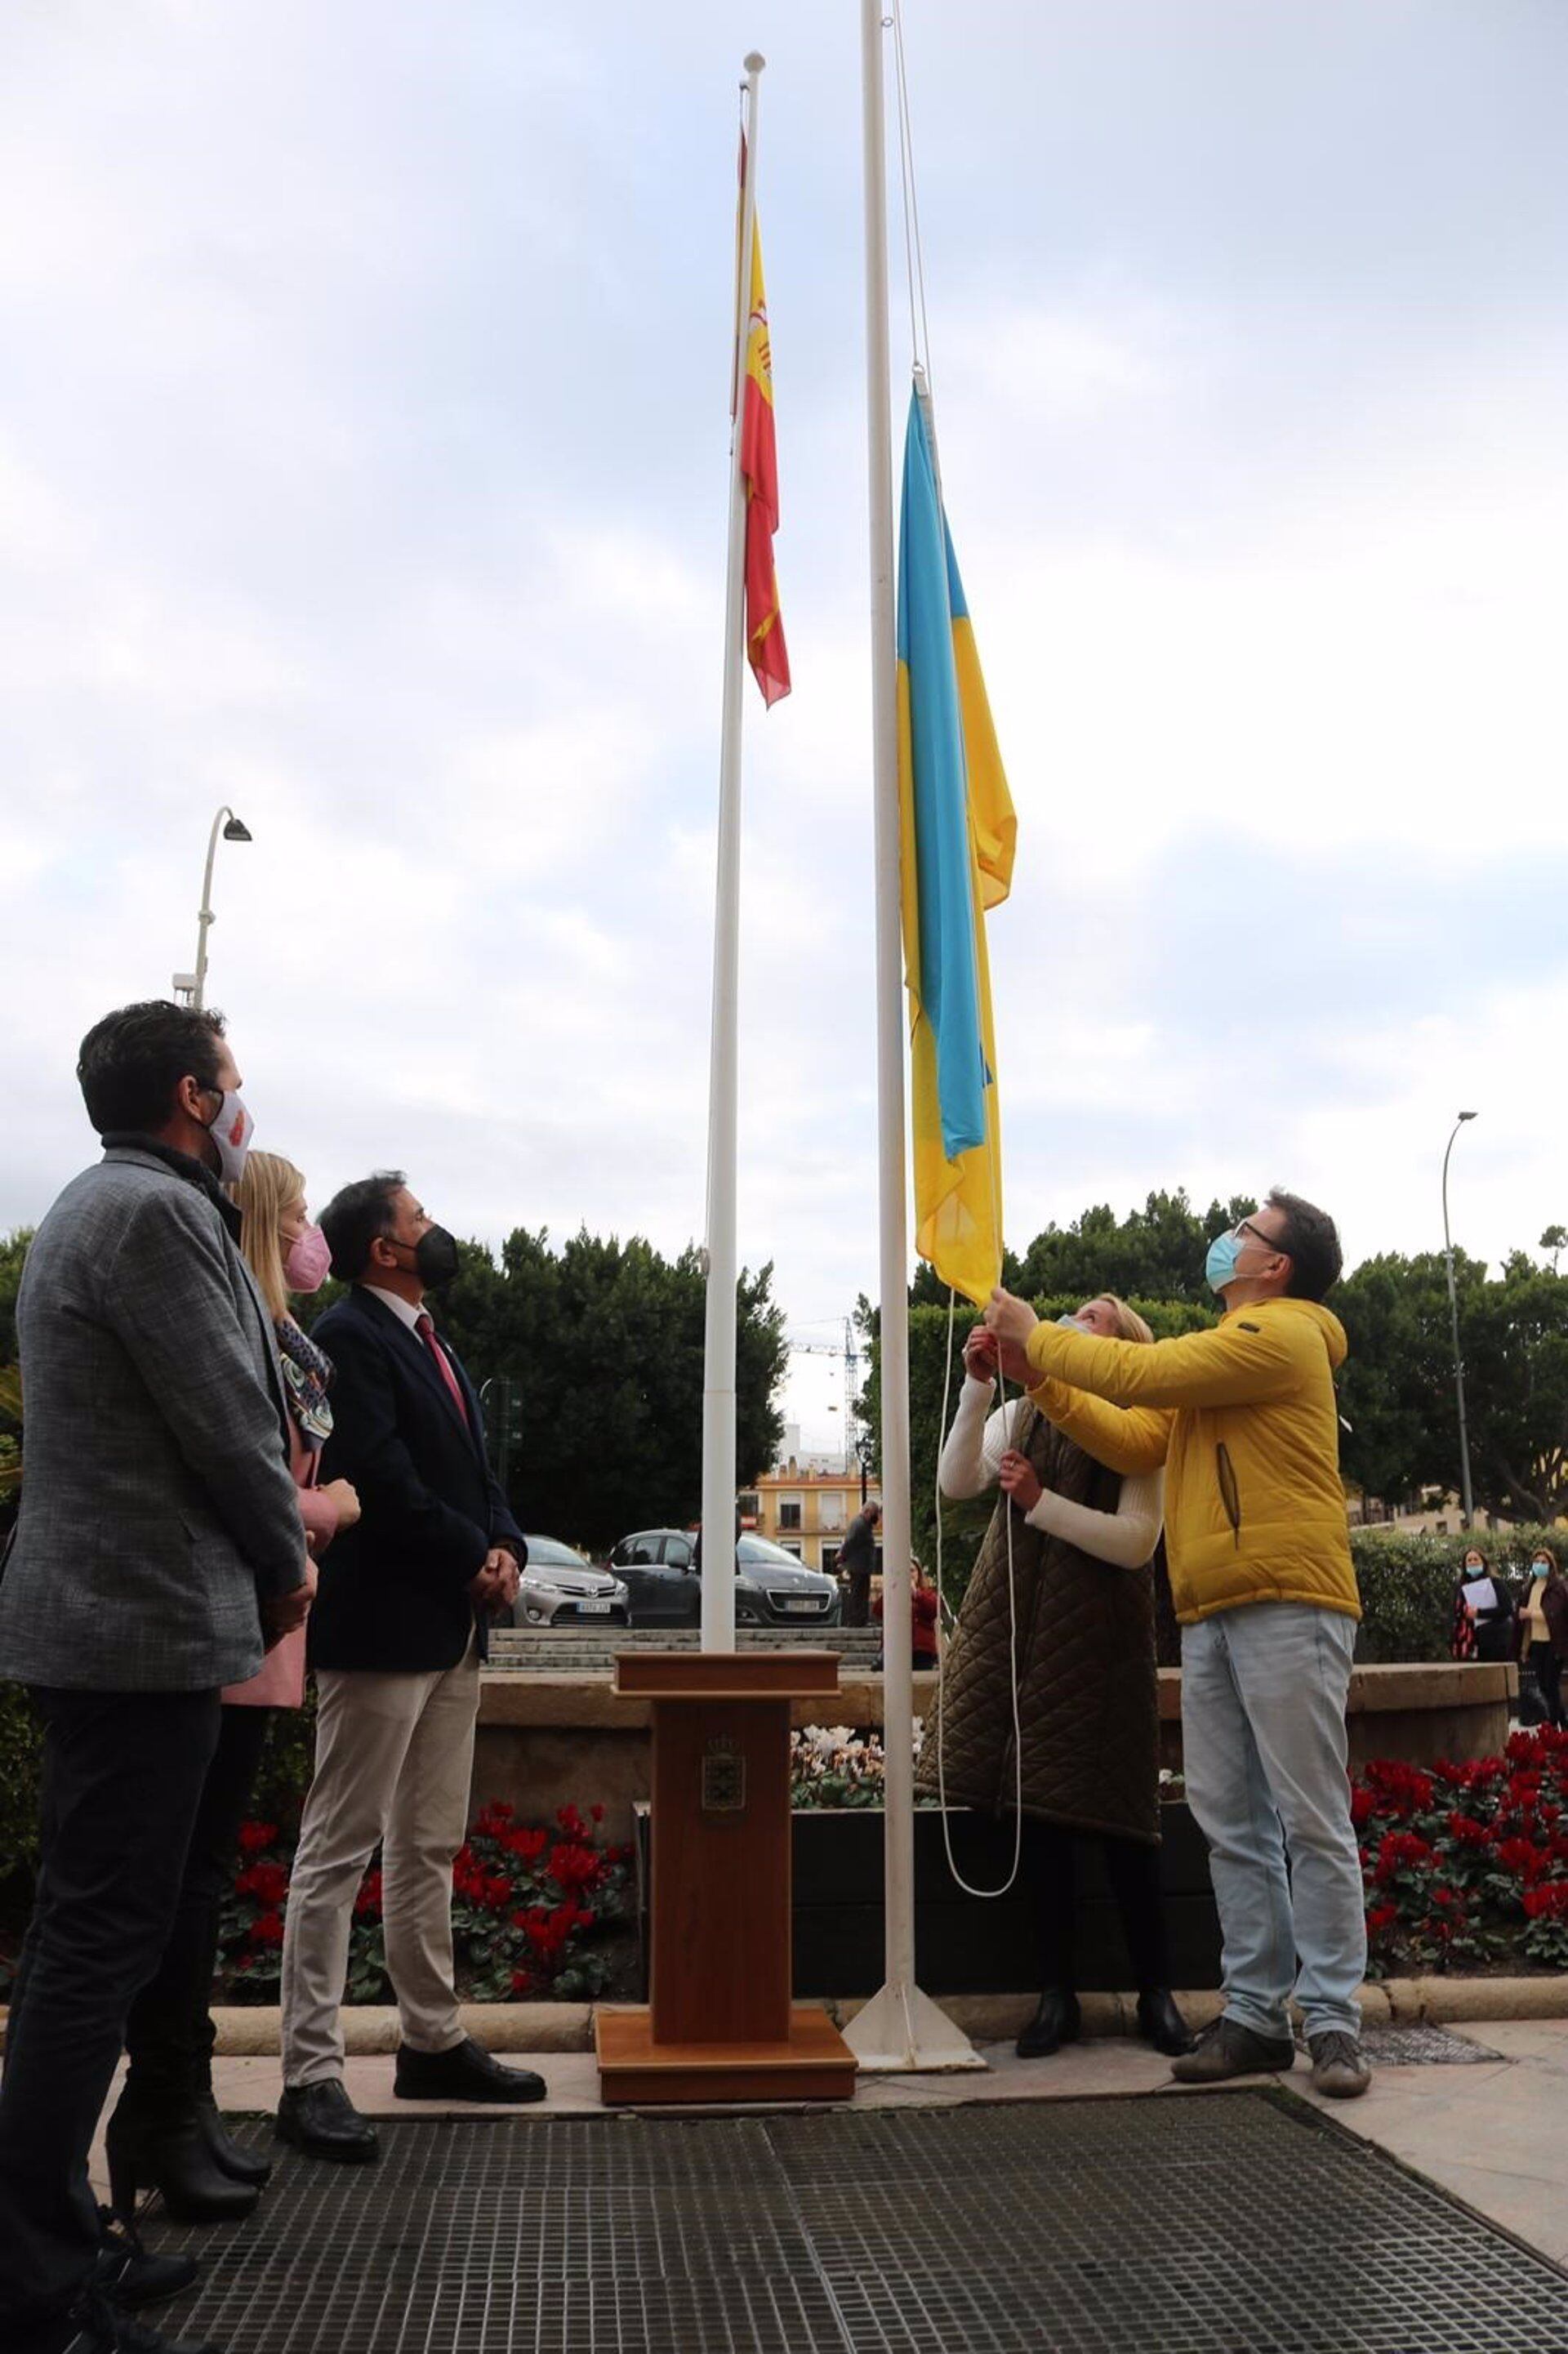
[
  {"xmin": 783, "ymin": 1598, "xmax": 820, "ymax": 1613},
  {"xmin": 580, "ymin": 1599, "xmax": 613, "ymax": 1616}
]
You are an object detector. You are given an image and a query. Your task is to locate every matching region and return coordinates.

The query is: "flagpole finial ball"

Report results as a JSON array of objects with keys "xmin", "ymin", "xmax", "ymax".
[{"xmin": 744, "ymin": 51, "xmax": 766, "ymax": 74}]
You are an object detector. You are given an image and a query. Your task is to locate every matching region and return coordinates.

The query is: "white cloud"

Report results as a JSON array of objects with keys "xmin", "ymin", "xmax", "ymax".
[{"xmin": 963, "ymin": 295, "xmax": 1190, "ymax": 417}]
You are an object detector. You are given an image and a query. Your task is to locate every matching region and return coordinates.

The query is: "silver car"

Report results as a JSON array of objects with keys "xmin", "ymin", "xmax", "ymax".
[{"xmin": 511, "ymin": 1536, "xmax": 630, "ymax": 1629}]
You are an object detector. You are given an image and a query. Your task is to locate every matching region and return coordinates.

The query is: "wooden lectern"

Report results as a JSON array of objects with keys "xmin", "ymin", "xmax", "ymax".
[{"xmin": 595, "ymin": 1651, "xmax": 858, "ymax": 2104}]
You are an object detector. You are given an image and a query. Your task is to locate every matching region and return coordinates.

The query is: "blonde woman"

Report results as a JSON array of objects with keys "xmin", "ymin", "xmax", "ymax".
[
  {"xmin": 1517, "ymin": 1544, "xmax": 1568, "ymax": 1730},
  {"xmin": 106, "ymin": 1154, "xmax": 359, "ymax": 2222},
  {"xmin": 916, "ymin": 1294, "xmax": 1192, "ymax": 2062}
]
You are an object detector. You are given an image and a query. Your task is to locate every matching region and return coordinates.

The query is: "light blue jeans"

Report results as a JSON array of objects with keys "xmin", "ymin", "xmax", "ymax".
[{"xmin": 1181, "ymin": 1603, "xmax": 1365, "ymax": 2041}]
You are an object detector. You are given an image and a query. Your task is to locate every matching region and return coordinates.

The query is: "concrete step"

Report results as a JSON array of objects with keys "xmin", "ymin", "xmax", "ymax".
[{"xmin": 489, "ymin": 1625, "xmax": 884, "ymax": 1674}]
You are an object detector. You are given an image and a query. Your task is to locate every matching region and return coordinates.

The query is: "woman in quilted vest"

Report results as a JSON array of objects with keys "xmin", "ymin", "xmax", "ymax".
[{"xmin": 919, "ymin": 1294, "xmax": 1192, "ymax": 2062}]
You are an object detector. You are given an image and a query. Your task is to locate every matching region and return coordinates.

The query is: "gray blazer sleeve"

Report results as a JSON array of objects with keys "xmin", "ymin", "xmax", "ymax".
[{"xmin": 102, "ymin": 1188, "xmax": 308, "ymax": 1598}]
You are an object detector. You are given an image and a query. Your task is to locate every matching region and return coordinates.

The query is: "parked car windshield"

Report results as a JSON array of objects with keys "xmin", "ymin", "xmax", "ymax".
[
  {"xmin": 737, "ymin": 1534, "xmax": 822, "ymax": 1573},
  {"xmin": 523, "ymin": 1536, "xmax": 595, "ymax": 1571}
]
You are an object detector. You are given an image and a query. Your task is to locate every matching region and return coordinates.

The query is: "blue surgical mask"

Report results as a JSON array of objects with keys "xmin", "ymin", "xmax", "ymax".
[
  {"xmin": 1205, "ymin": 1232, "xmax": 1241, "ymax": 1295},
  {"xmin": 1200, "ymin": 1224, "xmax": 1243, "ymax": 1299}
]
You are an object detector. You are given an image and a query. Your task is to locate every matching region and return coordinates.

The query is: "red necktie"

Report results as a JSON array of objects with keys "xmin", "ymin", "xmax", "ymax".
[{"xmin": 415, "ymin": 1312, "xmax": 470, "ymax": 1428}]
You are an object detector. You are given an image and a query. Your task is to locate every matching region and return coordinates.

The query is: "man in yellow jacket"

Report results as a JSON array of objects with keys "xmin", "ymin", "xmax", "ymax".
[{"xmin": 984, "ymin": 1188, "xmax": 1370, "ymax": 2099}]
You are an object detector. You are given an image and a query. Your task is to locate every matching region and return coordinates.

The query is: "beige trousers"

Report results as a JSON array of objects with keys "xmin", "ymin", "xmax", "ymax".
[{"xmin": 279, "ymin": 1637, "xmax": 479, "ymax": 2088}]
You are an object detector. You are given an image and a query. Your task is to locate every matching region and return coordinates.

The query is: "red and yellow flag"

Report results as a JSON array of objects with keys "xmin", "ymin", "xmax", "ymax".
[{"xmin": 737, "ymin": 163, "xmax": 791, "ymax": 706}]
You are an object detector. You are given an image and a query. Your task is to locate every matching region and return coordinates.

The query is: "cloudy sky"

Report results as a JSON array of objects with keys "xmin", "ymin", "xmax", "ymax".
[{"xmin": 2, "ymin": 1, "xmax": 1565, "ymax": 1450}]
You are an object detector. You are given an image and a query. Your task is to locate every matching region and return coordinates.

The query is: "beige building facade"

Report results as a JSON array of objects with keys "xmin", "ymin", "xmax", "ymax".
[{"xmin": 740, "ymin": 1462, "xmax": 875, "ymax": 1575}]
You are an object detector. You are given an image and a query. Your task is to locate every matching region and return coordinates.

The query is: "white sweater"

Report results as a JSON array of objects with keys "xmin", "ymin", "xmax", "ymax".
[{"xmin": 938, "ymin": 1378, "xmax": 1164, "ymax": 1571}]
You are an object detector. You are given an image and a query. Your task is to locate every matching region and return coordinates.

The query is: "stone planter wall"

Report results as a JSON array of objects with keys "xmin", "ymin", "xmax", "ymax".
[{"xmin": 473, "ymin": 1661, "xmax": 1517, "ymax": 1844}]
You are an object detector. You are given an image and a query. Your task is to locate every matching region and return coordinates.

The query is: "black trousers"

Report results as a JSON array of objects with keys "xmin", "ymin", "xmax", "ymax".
[
  {"xmin": 123, "ymin": 1703, "xmax": 273, "ymax": 2095},
  {"xmin": 1024, "ymin": 1817, "xmax": 1170, "ymax": 1995},
  {"xmin": 1530, "ymin": 1642, "xmax": 1566, "ymax": 1731},
  {"xmin": 0, "ymin": 1686, "xmax": 220, "ymax": 2338},
  {"xmin": 843, "ymin": 1569, "xmax": 872, "ymax": 1628}
]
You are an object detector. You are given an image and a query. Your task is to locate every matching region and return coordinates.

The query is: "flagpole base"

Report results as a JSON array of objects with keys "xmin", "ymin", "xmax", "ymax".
[{"xmin": 842, "ymin": 1979, "xmax": 988, "ymax": 2074}]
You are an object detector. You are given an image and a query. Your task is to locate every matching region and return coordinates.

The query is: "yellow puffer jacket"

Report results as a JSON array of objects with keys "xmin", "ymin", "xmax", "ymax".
[{"xmin": 1022, "ymin": 1296, "xmax": 1359, "ymax": 1625}]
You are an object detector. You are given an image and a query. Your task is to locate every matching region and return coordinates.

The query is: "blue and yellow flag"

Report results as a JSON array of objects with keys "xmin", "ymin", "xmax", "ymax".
[{"xmin": 897, "ymin": 387, "xmax": 1016, "ymax": 1307}]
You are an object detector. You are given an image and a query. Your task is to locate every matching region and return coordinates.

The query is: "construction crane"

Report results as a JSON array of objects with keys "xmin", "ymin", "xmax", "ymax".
[
  {"xmin": 784, "ymin": 1317, "xmax": 876, "ymax": 1497},
  {"xmin": 785, "ymin": 1318, "xmax": 866, "ymax": 1478},
  {"xmin": 785, "ymin": 1316, "xmax": 860, "ymax": 1407}
]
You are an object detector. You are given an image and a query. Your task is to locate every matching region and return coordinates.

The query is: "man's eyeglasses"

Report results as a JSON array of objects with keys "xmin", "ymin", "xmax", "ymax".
[{"xmin": 1232, "ymin": 1217, "xmax": 1285, "ymax": 1255}]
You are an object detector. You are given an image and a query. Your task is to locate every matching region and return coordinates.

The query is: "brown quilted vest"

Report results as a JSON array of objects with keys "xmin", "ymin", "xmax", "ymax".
[{"xmin": 914, "ymin": 1400, "xmax": 1160, "ymax": 1844}]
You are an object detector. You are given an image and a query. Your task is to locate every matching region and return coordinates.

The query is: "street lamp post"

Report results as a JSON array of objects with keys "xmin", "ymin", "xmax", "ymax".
[
  {"xmin": 172, "ymin": 808, "xmax": 252, "ymax": 1010},
  {"xmin": 1441, "ymin": 1110, "xmax": 1479, "ymax": 1529}
]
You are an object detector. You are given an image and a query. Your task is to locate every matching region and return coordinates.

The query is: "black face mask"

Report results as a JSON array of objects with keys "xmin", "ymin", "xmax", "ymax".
[{"xmin": 393, "ymin": 1225, "xmax": 461, "ymax": 1291}]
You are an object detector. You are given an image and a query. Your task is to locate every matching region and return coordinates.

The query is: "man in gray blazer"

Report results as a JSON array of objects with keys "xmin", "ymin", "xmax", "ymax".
[{"xmin": 0, "ymin": 1001, "xmax": 310, "ymax": 2354}]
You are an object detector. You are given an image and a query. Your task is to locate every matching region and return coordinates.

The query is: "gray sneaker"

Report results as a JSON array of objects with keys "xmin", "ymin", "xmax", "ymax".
[
  {"xmin": 1307, "ymin": 2031, "xmax": 1371, "ymax": 2099},
  {"xmin": 1169, "ymin": 2015, "xmax": 1296, "ymax": 2084}
]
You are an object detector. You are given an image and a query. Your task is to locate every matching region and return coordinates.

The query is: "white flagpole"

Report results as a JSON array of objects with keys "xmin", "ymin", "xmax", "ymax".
[
  {"xmin": 845, "ymin": 0, "xmax": 982, "ymax": 2073},
  {"xmin": 700, "ymin": 52, "xmax": 766, "ymax": 1654}
]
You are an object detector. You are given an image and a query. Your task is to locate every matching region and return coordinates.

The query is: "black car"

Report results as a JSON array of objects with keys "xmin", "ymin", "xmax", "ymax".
[
  {"xmin": 606, "ymin": 1528, "xmax": 842, "ymax": 1629},
  {"xmin": 510, "ymin": 1536, "xmax": 630, "ymax": 1629}
]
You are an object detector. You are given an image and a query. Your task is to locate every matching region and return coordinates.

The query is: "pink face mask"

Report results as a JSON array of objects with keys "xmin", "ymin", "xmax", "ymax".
[{"xmin": 283, "ymin": 1223, "xmax": 332, "ymax": 1295}]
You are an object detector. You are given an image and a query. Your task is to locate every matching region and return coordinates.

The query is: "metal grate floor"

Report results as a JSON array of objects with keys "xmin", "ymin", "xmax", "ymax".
[
  {"xmin": 140, "ymin": 2093, "xmax": 1568, "ymax": 2354},
  {"xmin": 1295, "ymin": 2022, "xmax": 1499, "ymax": 2066}
]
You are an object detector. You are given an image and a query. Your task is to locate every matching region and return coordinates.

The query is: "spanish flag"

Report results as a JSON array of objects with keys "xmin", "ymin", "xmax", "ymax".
[
  {"xmin": 737, "ymin": 166, "xmax": 791, "ymax": 706},
  {"xmin": 898, "ymin": 387, "xmax": 1015, "ymax": 1307}
]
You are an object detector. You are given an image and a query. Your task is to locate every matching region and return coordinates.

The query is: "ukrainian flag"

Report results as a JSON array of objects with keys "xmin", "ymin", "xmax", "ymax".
[{"xmin": 897, "ymin": 387, "xmax": 1016, "ymax": 1308}]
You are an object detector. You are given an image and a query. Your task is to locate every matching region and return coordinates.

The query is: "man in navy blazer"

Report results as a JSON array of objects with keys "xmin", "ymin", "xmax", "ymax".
[{"xmin": 275, "ymin": 1172, "xmax": 542, "ymax": 2160}]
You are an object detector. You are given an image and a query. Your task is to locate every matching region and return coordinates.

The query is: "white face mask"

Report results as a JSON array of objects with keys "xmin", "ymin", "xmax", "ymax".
[{"xmin": 202, "ymin": 1089, "xmax": 254, "ymax": 1185}]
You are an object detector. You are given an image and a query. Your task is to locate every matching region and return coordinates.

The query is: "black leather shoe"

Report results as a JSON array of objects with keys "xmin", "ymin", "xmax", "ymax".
[
  {"xmin": 394, "ymin": 2037, "xmax": 546, "ymax": 2104},
  {"xmin": 191, "ymin": 2089, "xmax": 272, "ymax": 2188},
  {"xmin": 1015, "ymin": 1987, "xmax": 1082, "ymax": 2059},
  {"xmin": 1135, "ymin": 1988, "xmax": 1196, "ymax": 2058},
  {"xmin": 104, "ymin": 2102, "xmax": 259, "ymax": 2225},
  {"xmin": 1170, "ymin": 2015, "xmax": 1296, "ymax": 2084},
  {"xmin": 95, "ymin": 2208, "xmax": 199, "ymax": 2311},
  {"xmin": 274, "ymin": 2079, "xmax": 380, "ymax": 2164}
]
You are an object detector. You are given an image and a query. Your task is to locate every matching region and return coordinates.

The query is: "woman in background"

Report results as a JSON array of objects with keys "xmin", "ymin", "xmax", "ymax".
[
  {"xmin": 1516, "ymin": 1545, "xmax": 1568, "ymax": 1730},
  {"xmin": 872, "ymin": 1559, "xmax": 941, "ymax": 1671},
  {"xmin": 1450, "ymin": 1544, "xmax": 1513, "ymax": 1665},
  {"xmin": 106, "ymin": 1155, "xmax": 359, "ymax": 2222}
]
